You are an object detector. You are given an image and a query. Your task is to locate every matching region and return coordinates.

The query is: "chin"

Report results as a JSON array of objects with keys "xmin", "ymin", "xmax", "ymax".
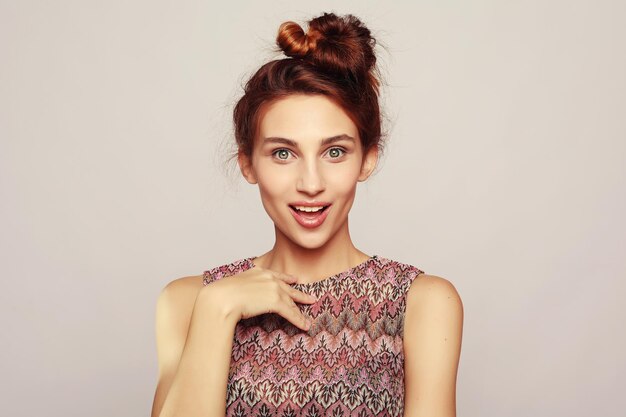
[
  {"xmin": 296, "ymin": 236, "xmax": 328, "ymax": 250},
  {"xmin": 273, "ymin": 221, "xmax": 331, "ymax": 249},
  {"xmin": 287, "ymin": 229, "xmax": 329, "ymax": 249}
]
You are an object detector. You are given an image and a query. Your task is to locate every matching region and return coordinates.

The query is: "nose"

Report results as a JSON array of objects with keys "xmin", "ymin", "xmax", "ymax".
[{"xmin": 296, "ymin": 158, "xmax": 325, "ymax": 195}]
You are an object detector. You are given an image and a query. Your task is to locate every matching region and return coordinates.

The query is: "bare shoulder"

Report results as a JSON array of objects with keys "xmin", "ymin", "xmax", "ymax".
[
  {"xmin": 160, "ymin": 274, "xmax": 205, "ymax": 300},
  {"xmin": 405, "ymin": 273, "xmax": 464, "ymax": 334},
  {"xmin": 156, "ymin": 275, "xmax": 206, "ymax": 325},
  {"xmin": 155, "ymin": 274, "xmax": 206, "ymax": 343},
  {"xmin": 154, "ymin": 275, "xmax": 207, "ymax": 369},
  {"xmin": 402, "ymin": 273, "xmax": 464, "ymax": 415},
  {"xmin": 406, "ymin": 273, "xmax": 463, "ymax": 312},
  {"xmin": 151, "ymin": 275, "xmax": 206, "ymax": 417}
]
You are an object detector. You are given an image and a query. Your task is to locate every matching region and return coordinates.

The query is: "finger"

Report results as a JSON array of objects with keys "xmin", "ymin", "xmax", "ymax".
[
  {"xmin": 273, "ymin": 271, "xmax": 298, "ymax": 284},
  {"xmin": 291, "ymin": 289, "xmax": 318, "ymax": 304},
  {"xmin": 275, "ymin": 298, "xmax": 311, "ymax": 331},
  {"xmin": 278, "ymin": 281, "xmax": 318, "ymax": 304}
]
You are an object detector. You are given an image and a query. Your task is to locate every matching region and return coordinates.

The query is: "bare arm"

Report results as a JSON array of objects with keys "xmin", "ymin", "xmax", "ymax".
[
  {"xmin": 403, "ymin": 274, "xmax": 464, "ymax": 417},
  {"xmin": 151, "ymin": 268, "xmax": 315, "ymax": 417},
  {"xmin": 152, "ymin": 282, "xmax": 238, "ymax": 417}
]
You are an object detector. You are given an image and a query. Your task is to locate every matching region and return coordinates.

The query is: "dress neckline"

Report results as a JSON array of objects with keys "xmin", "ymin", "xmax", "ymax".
[{"xmin": 245, "ymin": 254, "xmax": 378, "ymax": 287}]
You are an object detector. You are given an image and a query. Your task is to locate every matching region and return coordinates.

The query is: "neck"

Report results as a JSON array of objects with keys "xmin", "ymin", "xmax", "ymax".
[{"xmin": 253, "ymin": 220, "xmax": 370, "ymax": 284}]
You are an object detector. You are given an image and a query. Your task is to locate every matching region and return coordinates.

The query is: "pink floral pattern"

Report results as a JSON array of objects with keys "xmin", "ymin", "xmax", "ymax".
[{"xmin": 203, "ymin": 255, "xmax": 424, "ymax": 416}]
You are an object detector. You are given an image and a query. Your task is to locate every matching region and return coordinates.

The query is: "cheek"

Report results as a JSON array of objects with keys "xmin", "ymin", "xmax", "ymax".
[
  {"xmin": 256, "ymin": 166, "xmax": 291, "ymax": 199},
  {"xmin": 324, "ymin": 173, "xmax": 360, "ymax": 204},
  {"xmin": 326, "ymin": 160, "xmax": 362, "ymax": 186}
]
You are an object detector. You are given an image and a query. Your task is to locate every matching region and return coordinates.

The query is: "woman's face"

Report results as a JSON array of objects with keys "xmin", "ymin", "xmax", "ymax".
[{"xmin": 239, "ymin": 94, "xmax": 378, "ymax": 250}]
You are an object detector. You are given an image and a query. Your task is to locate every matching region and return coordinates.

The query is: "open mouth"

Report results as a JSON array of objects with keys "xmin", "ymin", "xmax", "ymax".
[
  {"xmin": 288, "ymin": 205, "xmax": 330, "ymax": 217},
  {"xmin": 288, "ymin": 204, "xmax": 332, "ymax": 228}
]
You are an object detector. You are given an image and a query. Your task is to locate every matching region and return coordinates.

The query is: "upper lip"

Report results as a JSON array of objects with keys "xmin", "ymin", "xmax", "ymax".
[{"xmin": 289, "ymin": 201, "xmax": 331, "ymax": 207}]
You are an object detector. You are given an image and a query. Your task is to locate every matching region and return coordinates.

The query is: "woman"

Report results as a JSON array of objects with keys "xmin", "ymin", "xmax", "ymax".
[{"xmin": 151, "ymin": 12, "xmax": 463, "ymax": 417}]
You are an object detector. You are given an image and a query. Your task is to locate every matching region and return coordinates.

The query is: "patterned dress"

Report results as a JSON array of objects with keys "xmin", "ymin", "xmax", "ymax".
[{"xmin": 202, "ymin": 254, "xmax": 424, "ymax": 417}]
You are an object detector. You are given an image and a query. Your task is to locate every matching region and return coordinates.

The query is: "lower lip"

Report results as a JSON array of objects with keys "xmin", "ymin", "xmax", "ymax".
[{"xmin": 289, "ymin": 205, "xmax": 331, "ymax": 229}]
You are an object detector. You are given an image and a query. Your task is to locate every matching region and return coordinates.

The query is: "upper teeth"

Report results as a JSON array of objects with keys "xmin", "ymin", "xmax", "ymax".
[{"xmin": 293, "ymin": 205, "xmax": 325, "ymax": 212}]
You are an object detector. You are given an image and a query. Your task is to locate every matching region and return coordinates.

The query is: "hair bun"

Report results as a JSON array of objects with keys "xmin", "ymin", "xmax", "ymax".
[
  {"xmin": 276, "ymin": 21, "xmax": 318, "ymax": 57},
  {"xmin": 276, "ymin": 12, "xmax": 377, "ymax": 82}
]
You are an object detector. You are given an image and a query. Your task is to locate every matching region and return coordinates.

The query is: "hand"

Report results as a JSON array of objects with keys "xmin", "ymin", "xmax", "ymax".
[{"xmin": 203, "ymin": 265, "xmax": 317, "ymax": 331}]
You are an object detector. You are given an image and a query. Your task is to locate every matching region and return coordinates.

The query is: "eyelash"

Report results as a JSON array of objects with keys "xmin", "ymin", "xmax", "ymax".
[{"xmin": 271, "ymin": 147, "xmax": 347, "ymax": 161}]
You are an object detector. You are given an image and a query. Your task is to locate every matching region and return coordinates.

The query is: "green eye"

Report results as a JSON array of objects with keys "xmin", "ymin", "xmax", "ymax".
[
  {"xmin": 328, "ymin": 148, "xmax": 346, "ymax": 158},
  {"xmin": 273, "ymin": 149, "xmax": 291, "ymax": 160}
]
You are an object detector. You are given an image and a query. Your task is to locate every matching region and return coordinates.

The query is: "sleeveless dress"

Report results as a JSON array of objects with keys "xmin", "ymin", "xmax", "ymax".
[{"xmin": 202, "ymin": 254, "xmax": 424, "ymax": 417}]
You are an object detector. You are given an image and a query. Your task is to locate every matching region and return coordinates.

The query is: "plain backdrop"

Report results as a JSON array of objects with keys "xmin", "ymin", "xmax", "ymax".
[{"xmin": 1, "ymin": 0, "xmax": 624, "ymax": 416}]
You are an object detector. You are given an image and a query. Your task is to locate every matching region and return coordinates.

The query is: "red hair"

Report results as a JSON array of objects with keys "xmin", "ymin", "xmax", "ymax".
[{"xmin": 233, "ymin": 12, "xmax": 385, "ymax": 160}]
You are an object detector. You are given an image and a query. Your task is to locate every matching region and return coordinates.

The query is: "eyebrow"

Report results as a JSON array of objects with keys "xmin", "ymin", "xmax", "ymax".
[{"xmin": 262, "ymin": 134, "xmax": 356, "ymax": 147}]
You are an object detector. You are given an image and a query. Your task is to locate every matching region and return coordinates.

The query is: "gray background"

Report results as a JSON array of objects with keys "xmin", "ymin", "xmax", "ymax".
[{"xmin": 1, "ymin": 0, "xmax": 624, "ymax": 416}]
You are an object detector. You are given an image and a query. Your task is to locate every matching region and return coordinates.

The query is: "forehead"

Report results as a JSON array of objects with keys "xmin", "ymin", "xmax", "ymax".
[{"xmin": 257, "ymin": 94, "xmax": 359, "ymax": 141}]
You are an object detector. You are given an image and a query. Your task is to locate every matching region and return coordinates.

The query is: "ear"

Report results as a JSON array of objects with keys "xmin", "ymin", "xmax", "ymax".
[
  {"xmin": 238, "ymin": 150, "xmax": 258, "ymax": 184},
  {"xmin": 358, "ymin": 146, "xmax": 379, "ymax": 182}
]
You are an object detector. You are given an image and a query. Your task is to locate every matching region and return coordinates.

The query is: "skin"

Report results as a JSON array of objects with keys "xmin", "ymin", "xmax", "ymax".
[
  {"xmin": 151, "ymin": 93, "xmax": 464, "ymax": 417},
  {"xmin": 237, "ymin": 93, "xmax": 379, "ymax": 282}
]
